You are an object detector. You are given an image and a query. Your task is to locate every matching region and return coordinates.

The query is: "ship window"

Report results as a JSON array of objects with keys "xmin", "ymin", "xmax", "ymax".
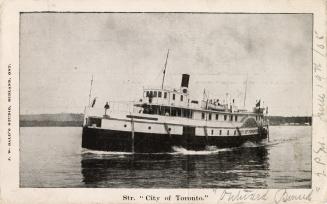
[
  {"xmin": 216, "ymin": 114, "xmax": 219, "ymax": 120},
  {"xmin": 227, "ymin": 130, "xmax": 229, "ymax": 135},
  {"xmin": 211, "ymin": 129, "xmax": 214, "ymax": 135},
  {"xmin": 164, "ymin": 92, "xmax": 167, "ymax": 98},
  {"xmin": 219, "ymin": 130, "xmax": 222, "ymax": 135},
  {"xmin": 234, "ymin": 130, "xmax": 236, "ymax": 135},
  {"xmin": 235, "ymin": 116, "xmax": 238, "ymax": 121},
  {"xmin": 173, "ymin": 94, "xmax": 175, "ymax": 100},
  {"xmin": 158, "ymin": 91, "xmax": 162, "ymax": 98},
  {"xmin": 154, "ymin": 91, "xmax": 157, "ymax": 97},
  {"xmin": 146, "ymin": 91, "xmax": 150, "ymax": 97},
  {"xmin": 177, "ymin": 109, "xmax": 181, "ymax": 117},
  {"xmin": 180, "ymin": 95, "xmax": 183, "ymax": 101},
  {"xmin": 124, "ymin": 124, "xmax": 127, "ymax": 128},
  {"xmin": 88, "ymin": 117, "xmax": 102, "ymax": 127},
  {"xmin": 148, "ymin": 126, "xmax": 151, "ymax": 130},
  {"xmin": 224, "ymin": 115, "xmax": 227, "ymax": 121},
  {"xmin": 208, "ymin": 113, "xmax": 212, "ymax": 120},
  {"xmin": 202, "ymin": 112, "xmax": 205, "ymax": 119},
  {"xmin": 183, "ymin": 109, "xmax": 190, "ymax": 118},
  {"xmin": 150, "ymin": 91, "xmax": 153, "ymax": 97},
  {"xmin": 171, "ymin": 109, "xmax": 175, "ymax": 116},
  {"xmin": 230, "ymin": 115, "xmax": 233, "ymax": 121},
  {"xmin": 168, "ymin": 128, "xmax": 171, "ymax": 131}
]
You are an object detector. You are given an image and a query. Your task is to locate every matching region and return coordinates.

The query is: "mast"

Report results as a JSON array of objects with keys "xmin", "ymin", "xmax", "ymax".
[
  {"xmin": 161, "ymin": 49, "xmax": 170, "ymax": 89},
  {"xmin": 88, "ymin": 74, "xmax": 94, "ymax": 107},
  {"xmin": 243, "ymin": 73, "xmax": 248, "ymax": 108}
]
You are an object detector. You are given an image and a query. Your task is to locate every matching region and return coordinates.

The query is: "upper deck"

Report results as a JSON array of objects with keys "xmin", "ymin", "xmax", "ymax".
[
  {"xmin": 141, "ymin": 87, "xmax": 192, "ymax": 108},
  {"xmin": 137, "ymin": 86, "xmax": 265, "ymax": 115},
  {"xmin": 85, "ymin": 73, "xmax": 267, "ymax": 126}
]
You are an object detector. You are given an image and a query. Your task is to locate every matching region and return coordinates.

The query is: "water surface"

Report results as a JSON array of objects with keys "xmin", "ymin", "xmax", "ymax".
[{"xmin": 20, "ymin": 126, "xmax": 311, "ymax": 188}]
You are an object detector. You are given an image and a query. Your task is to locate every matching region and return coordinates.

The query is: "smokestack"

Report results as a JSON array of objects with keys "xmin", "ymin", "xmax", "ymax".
[{"xmin": 181, "ymin": 74, "xmax": 190, "ymax": 94}]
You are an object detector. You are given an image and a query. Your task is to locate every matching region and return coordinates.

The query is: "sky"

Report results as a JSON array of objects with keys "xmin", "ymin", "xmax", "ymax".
[{"xmin": 20, "ymin": 13, "xmax": 312, "ymax": 116}]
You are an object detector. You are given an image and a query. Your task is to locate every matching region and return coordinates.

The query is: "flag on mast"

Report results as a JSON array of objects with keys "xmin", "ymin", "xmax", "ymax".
[
  {"xmin": 256, "ymin": 100, "xmax": 261, "ymax": 108},
  {"xmin": 91, "ymin": 97, "xmax": 97, "ymax": 107}
]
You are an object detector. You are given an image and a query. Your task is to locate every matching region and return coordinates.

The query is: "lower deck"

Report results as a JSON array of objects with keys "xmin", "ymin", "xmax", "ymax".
[
  {"xmin": 82, "ymin": 125, "xmax": 268, "ymax": 153},
  {"xmin": 86, "ymin": 116, "xmax": 266, "ymax": 137}
]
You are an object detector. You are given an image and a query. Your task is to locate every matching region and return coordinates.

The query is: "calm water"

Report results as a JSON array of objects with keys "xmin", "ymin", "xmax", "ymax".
[{"xmin": 20, "ymin": 126, "xmax": 311, "ymax": 188}]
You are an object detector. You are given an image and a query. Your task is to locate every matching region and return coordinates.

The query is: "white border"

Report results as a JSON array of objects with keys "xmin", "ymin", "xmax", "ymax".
[{"xmin": 0, "ymin": 0, "xmax": 326, "ymax": 203}]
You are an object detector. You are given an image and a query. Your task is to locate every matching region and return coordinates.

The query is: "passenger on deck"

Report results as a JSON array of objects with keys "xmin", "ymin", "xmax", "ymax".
[
  {"xmin": 104, "ymin": 102, "xmax": 110, "ymax": 115},
  {"xmin": 139, "ymin": 107, "xmax": 144, "ymax": 113}
]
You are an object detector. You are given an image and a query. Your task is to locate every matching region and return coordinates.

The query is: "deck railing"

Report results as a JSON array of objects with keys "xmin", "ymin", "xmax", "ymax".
[{"xmin": 85, "ymin": 101, "xmax": 141, "ymax": 116}]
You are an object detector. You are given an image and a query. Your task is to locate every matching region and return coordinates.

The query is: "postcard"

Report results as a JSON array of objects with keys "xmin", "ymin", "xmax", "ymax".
[{"xmin": 0, "ymin": 0, "xmax": 326, "ymax": 203}]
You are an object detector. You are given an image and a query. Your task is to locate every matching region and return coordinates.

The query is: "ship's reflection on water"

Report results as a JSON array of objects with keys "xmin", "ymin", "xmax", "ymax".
[{"xmin": 81, "ymin": 145, "xmax": 269, "ymax": 188}]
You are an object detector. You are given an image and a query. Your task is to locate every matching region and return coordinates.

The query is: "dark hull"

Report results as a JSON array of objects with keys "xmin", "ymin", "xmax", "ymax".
[{"xmin": 82, "ymin": 126, "xmax": 268, "ymax": 153}]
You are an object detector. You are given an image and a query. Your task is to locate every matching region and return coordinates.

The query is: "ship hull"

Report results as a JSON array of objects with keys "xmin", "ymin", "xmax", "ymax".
[{"xmin": 82, "ymin": 126, "xmax": 268, "ymax": 153}]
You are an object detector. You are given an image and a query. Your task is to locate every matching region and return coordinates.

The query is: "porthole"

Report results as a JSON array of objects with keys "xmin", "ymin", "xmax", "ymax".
[
  {"xmin": 148, "ymin": 126, "xmax": 151, "ymax": 130},
  {"xmin": 124, "ymin": 124, "xmax": 127, "ymax": 128},
  {"xmin": 168, "ymin": 128, "xmax": 171, "ymax": 131}
]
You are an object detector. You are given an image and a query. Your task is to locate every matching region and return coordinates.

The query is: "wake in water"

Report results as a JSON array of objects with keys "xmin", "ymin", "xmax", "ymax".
[
  {"xmin": 241, "ymin": 141, "xmax": 268, "ymax": 148},
  {"xmin": 82, "ymin": 146, "xmax": 233, "ymax": 156},
  {"xmin": 82, "ymin": 141, "xmax": 274, "ymax": 156},
  {"xmin": 82, "ymin": 148, "xmax": 133, "ymax": 155},
  {"xmin": 171, "ymin": 146, "xmax": 233, "ymax": 155}
]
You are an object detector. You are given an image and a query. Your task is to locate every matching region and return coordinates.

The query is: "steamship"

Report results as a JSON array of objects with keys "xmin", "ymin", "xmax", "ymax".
[{"xmin": 82, "ymin": 54, "xmax": 269, "ymax": 153}]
